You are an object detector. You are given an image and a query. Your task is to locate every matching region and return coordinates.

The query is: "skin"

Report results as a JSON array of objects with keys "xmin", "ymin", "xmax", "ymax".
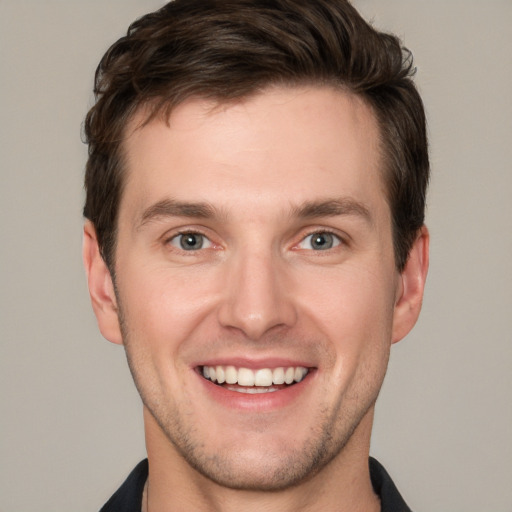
[{"xmin": 84, "ymin": 86, "xmax": 429, "ymax": 512}]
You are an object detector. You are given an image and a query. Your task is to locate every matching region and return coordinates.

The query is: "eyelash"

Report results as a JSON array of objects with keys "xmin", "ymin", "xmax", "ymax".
[
  {"xmin": 295, "ymin": 229, "xmax": 345, "ymax": 251},
  {"xmin": 165, "ymin": 230, "xmax": 214, "ymax": 252},
  {"xmin": 163, "ymin": 228, "xmax": 347, "ymax": 253}
]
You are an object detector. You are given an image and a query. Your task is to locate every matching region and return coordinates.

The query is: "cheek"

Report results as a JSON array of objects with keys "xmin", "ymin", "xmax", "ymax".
[
  {"xmin": 293, "ymin": 262, "xmax": 396, "ymax": 387},
  {"xmin": 116, "ymin": 262, "xmax": 221, "ymax": 347},
  {"xmin": 296, "ymin": 263, "xmax": 396, "ymax": 337}
]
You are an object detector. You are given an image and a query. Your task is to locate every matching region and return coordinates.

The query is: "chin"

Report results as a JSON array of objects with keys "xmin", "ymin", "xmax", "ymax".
[
  {"xmin": 183, "ymin": 446, "xmax": 329, "ymax": 491},
  {"xmin": 156, "ymin": 411, "xmax": 360, "ymax": 492}
]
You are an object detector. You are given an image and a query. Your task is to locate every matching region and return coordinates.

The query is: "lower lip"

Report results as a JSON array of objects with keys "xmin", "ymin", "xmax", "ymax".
[{"xmin": 197, "ymin": 370, "xmax": 314, "ymax": 412}]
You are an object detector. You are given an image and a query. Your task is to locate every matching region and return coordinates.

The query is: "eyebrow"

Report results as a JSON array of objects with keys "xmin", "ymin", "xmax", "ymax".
[
  {"xmin": 137, "ymin": 199, "xmax": 219, "ymax": 229},
  {"xmin": 292, "ymin": 198, "xmax": 373, "ymax": 224},
  {"xmin": 137, "ymin": 196, "xmax": 373, "ymax": 230}
]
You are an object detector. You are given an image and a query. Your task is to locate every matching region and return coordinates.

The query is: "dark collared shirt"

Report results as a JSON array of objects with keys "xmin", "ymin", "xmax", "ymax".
[{"xmin": 100, "ymin": 457, "xmax": 412, "ymax": 511}]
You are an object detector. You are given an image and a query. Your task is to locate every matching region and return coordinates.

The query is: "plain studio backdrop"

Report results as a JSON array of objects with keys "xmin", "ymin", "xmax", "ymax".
[{"xmin": 1, "ymin": 1, "xmax": 511, "ymax": 511}]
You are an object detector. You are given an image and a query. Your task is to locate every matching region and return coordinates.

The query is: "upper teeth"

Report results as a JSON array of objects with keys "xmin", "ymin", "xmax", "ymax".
[{"xmin": 202, "ymin": 365, "xmax": 308, "ymax": 386}]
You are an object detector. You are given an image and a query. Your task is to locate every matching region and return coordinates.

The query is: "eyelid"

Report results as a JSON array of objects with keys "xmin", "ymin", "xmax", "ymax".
[
  {"xmin": 293, "ymin": 227, "xmax": 348, "ymax": 251},
  {"xmin": 169, "ymin": 232, "xmax": 212, "ymax": 250},
  {"xmin": 162, "ymin": 226, "xmax": 219, "ymax": 251}
]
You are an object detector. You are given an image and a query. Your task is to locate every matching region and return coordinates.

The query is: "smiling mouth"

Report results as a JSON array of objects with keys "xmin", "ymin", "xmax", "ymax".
[{"xmin": 200, "ymin": 365, "xmax": 309, "ymax": 394}]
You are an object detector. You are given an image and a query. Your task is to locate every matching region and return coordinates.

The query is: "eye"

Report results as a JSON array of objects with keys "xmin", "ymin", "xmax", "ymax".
[
  {"xmin": 169, "ymin": 232, "xmax": 212, "ymax": 251},
  {"xmin": 298, "ymin": 231, "xmax": 341, "ymax": 251}
]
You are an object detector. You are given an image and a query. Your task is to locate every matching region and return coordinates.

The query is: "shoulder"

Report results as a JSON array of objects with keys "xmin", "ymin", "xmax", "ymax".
[
  {"xmin": 99, "ymin": 459, "xmax": 148, "ymax": 512},
  {"xmin": 369, "ymin": 457, "xmax": 413, "ymax": 512}
]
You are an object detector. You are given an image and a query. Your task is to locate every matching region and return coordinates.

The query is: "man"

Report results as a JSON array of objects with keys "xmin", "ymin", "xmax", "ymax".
[{"xmin": 83, "ymin": 0, "xmax": 429, "ymax": 510}]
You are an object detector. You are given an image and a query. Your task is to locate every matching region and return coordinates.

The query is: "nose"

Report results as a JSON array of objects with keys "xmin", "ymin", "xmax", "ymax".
[{"xmin": 217, "ymin": 249, "xmax": 297, "ymax": 340}]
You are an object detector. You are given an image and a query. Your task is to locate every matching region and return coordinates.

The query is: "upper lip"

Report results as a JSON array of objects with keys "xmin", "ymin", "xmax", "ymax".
[{"xmin": 194, "ymin": 357, "xmax": 316, "ymax": 370}]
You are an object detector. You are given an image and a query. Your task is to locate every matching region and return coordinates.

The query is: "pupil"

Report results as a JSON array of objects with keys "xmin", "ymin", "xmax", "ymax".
[
  {"xmin": 312, "ymin": 233, "xmax": 333, "ymax": 250},
  {"xmin": 181, "ymin": 233, "xmax": 202, "ymax": 250}
]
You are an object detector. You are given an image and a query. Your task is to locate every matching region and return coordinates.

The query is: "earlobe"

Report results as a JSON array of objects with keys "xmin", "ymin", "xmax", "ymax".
[
  {"xmin": 392, "ymin": 225, "xmax": 429, "ymax": 344},
  {"xmin": 82, "ymin": 221, "xmax": 123, "ymax": 345}
]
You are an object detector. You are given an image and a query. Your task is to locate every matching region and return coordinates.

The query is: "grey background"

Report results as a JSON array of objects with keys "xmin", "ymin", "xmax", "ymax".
[{"xmin": 1, "ymin": 1, "xmax": 511, "ymax": 511}]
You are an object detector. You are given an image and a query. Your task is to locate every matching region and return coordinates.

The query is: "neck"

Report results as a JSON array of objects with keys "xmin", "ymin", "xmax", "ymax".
[{"xmin": 143, "ymin": 408, "xmax": 380, "ymax": 512}]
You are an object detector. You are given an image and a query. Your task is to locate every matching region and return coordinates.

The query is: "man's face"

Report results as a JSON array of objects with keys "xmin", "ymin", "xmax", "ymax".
[{"xmin": 98, "ymin": 86, "xmax": 417, "ymax": 489}]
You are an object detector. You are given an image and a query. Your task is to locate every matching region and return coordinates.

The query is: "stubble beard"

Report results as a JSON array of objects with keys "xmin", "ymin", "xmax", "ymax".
[
  {"xmin": 117, "ymin": 299, "xmax": 387, "ymax": 492},
  {"xmin": 146, "ymin": 401, "xmax": 373, "ymax": 492},
  {"xmin": 124, "ymin": 356, "xmax": 382, "ymax": 491}
]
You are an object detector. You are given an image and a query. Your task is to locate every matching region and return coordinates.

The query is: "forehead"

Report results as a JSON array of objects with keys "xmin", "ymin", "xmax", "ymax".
[{"xmin": 119, "ymin": 86, "xmax": 385, "ymax": 221}]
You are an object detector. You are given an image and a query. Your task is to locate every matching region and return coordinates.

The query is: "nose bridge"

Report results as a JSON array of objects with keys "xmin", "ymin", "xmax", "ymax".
[{"xmin": 218, "ymin": 243, "xmax": 296, "ymax": 339}]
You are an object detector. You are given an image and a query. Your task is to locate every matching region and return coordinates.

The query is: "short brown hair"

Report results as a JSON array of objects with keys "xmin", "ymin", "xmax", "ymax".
[{"xmin": 83, "ymin": 0, "xmax": 429, "ymax": 272}]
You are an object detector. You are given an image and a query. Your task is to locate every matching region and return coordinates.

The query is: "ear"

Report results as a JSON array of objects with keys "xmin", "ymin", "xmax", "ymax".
[
  {"xmin": 82, "ymin": 221, "xmax": 123, "ymax": 345},
  {"xmin": 392, "ymin": 225, "xmax": 429, "ymax": 344}
]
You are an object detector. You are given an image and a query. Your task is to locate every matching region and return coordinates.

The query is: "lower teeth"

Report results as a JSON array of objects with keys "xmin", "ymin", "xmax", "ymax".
[{"xmin": 225, "ymin": 385, "xmax": 279, "ymax": 394}]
